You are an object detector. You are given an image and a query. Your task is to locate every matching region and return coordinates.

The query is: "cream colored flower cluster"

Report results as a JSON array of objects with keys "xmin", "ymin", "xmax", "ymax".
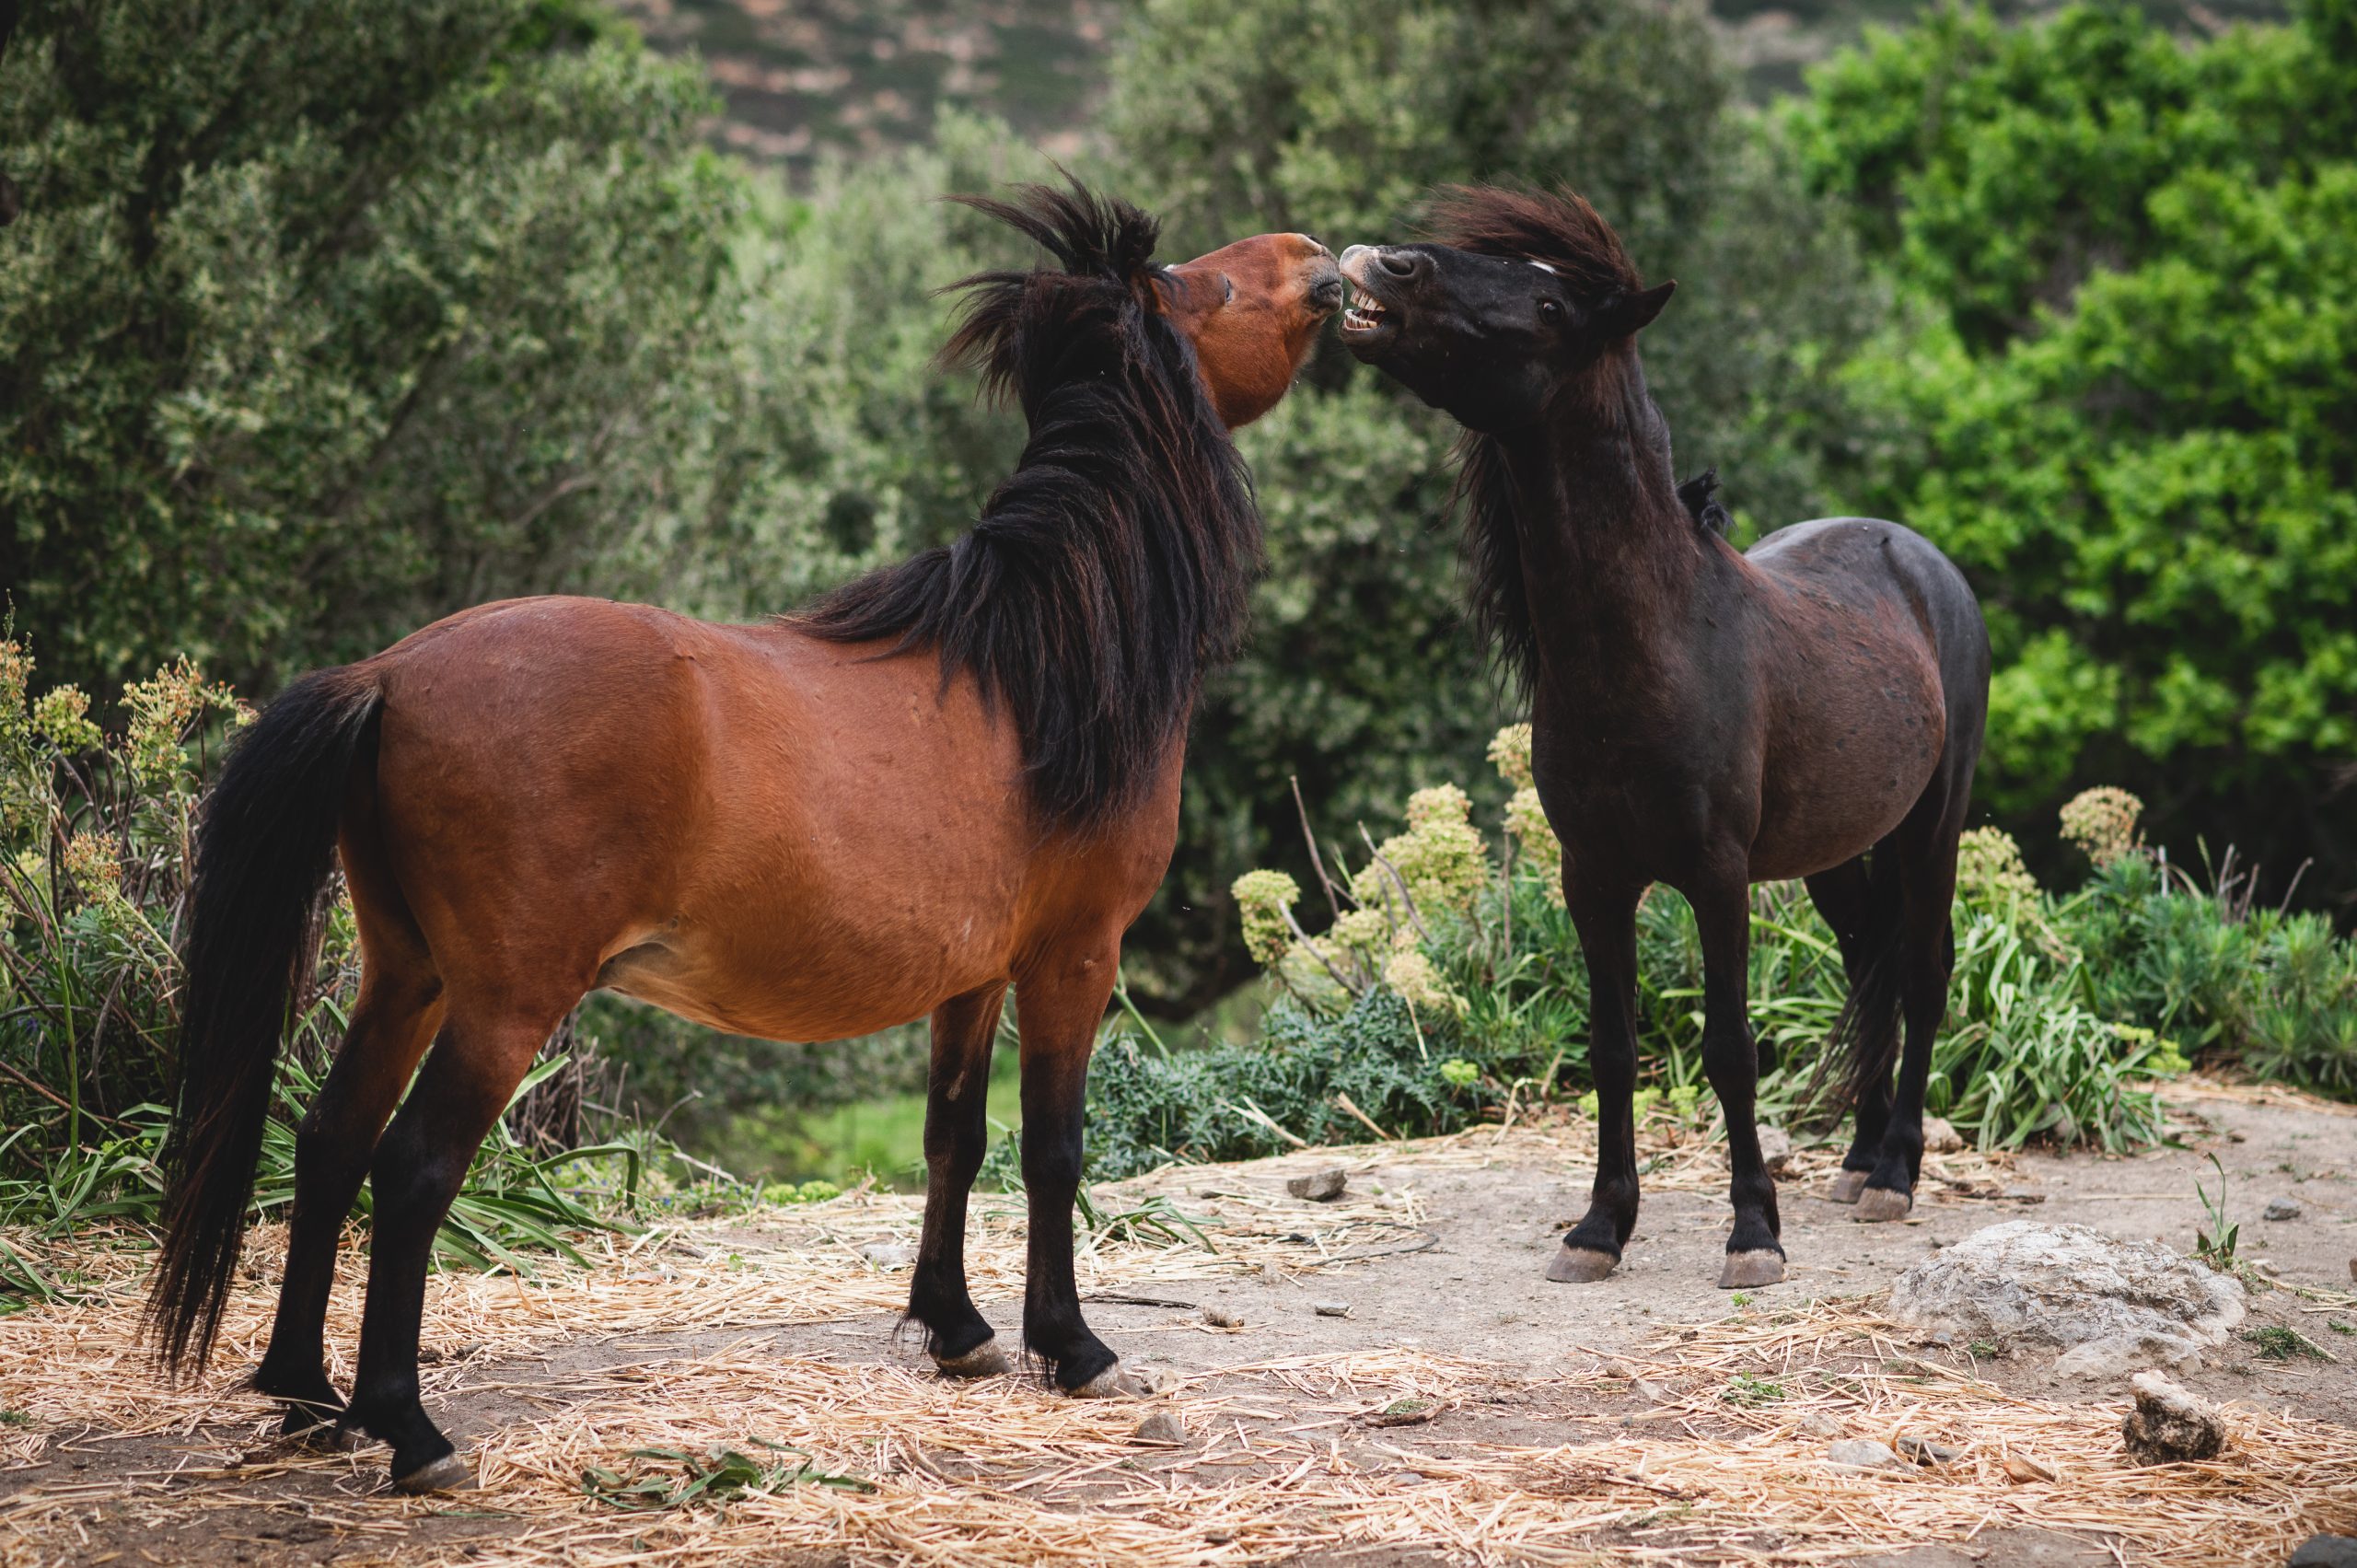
[
  {"xmin": 1487, "ymin": 722, "xmax": 1562, "ymax": 903},
  {"xmin": 2060, "ymin": 785, "xmax": 2144, "ymax": 869},
  {"xmin": 1955, "ymin": 825, "xmax": 2039, "ymax": 904}
]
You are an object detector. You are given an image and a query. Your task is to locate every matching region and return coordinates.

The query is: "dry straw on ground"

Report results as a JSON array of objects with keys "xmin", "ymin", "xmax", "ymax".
[{"xmin": 6, "ymin": 1112, "xmax": 2349, "ymax": 1566}]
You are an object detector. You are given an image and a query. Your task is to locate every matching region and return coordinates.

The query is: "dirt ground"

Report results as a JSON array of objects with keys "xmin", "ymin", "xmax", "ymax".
[{"xmin": 3, "ymin": 1078, "xmax": 2352, "ymax": 1567}]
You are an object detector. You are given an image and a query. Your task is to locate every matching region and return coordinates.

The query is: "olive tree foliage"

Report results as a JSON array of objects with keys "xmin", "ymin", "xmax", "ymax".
[
  {"xmin": 1786, "ymin": 0, "xmax": 2357, "ymax": 903},
  {"xmin": 1107, "ymin": 0, "xmax": 1878, "ymax": 1005},
  {"xmin": 0, "ymin": 0, "xmax": 748, "ymax": 694}
]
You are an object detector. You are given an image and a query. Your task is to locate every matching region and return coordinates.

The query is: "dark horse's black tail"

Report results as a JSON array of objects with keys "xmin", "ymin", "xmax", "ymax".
[
  {"xmin": 148, "ymin": 667, "xmax": 384, "ymax": 1376},
  {"xmin": 1814, "ymin": 861, "xmax": 1909, "ymax": 1112}
]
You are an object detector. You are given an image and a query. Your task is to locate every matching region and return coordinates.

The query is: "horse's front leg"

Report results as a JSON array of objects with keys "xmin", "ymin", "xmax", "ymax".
[
  {"xmin": 1550, "ymin": 878, "xmax": 1644, "ymax": 1283},
  {"xmin": 910, "ymin": 983, "xmax": 1012, "ymax": 1376},
  {"xmin": 1012, "ymin": 947, "xmax": 1134, "ymax": 1395},
  {"xmin": 1691, "ymin": 876, "xmax": 1785, "ymax": 1286}
]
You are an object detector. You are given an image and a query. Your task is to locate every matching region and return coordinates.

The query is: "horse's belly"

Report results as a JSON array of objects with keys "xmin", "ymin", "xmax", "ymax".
[
  {"xmin": 1748, "ymin": 672, "xmax": 1946, "ymax": 880},
  {"xmin": 597, "ymin": 907, "xmax": 1004, "ymax": 1043}
]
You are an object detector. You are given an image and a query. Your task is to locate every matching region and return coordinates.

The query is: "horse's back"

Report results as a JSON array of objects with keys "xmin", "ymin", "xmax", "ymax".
[{"xmin": 1746, "ymin": 517, "xmax": 1989, "ymax": 689}]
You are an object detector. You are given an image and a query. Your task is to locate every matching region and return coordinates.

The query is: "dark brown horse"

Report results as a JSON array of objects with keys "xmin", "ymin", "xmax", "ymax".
[
  {"xmin": 147, "ymin": 180, "xmax": 1340, "ymax": 1493},
  {"xmin": 1339, "ymin": 188, "xmax": 1988, "ymax": 1289}
]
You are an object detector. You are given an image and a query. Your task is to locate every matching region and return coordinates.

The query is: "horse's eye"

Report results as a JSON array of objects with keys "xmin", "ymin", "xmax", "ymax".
[{"xmin": 1538, "ymin": 299, "xmax": 1563, "ymax": 324}]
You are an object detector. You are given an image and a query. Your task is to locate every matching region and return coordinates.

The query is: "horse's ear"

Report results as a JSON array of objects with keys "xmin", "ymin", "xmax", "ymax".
[{"xmin": 1596, "ymin": 280, "xmax": 1676, "ymax": 340}]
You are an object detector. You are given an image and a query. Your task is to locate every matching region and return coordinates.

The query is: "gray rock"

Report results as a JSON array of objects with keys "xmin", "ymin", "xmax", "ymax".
[
  {"xmin": 1758, "ymin": 1126, "xmax": 1794, "ymax": 1176},
  {"xmin": 1201, "ymin": 1306, "xmax": 1243, "ymax": 1329},
  {"xmin": 858, "ymin": 1242, "xmax": 914, "ymax": 1270},
  {"xmin": 2055, "ymin": 1333, "xmax": 2202, "ymax": 1380},
  {"xmin": 1889, "ymin": 1222, "xmax": 2244, "ymax": 1366},
  {"xmin": 1827, "ymin": 1438, "xmax": 1900, "ymax": 1470},
  {"xmin": 1131, "ymin": 1410, "xmax": 1189, "ymax": 1446},
  {"xmin": 1287, "ymin": 1166, "xmax": 1349, "ymax": 1202},
  {"xmin": 2263, "ymin": 1197, "xmax": 2302, "ymax": 1222},
  {"xmin": 1896, "ymin": 1433, "xmax": 1961, "ymax": 1466},
  {"xmin": 1922, "ymin": 1115, "xmax": 1965, "ymax": 1155},
  {"xmin": 2122, "ymin": 1371, "xmax": 2224, "ymax": 1465},
  {"xmin": 1312, "ymin": 1299, "xmax": 1353, "ymax": 1318},
  {"xmin": 2289, "ymin": 1535, "xmax": 2357, "ymax": 1568}
]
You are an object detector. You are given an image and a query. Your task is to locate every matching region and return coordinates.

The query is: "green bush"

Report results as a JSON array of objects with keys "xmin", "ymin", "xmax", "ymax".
[
  {"xmin": 1784, "ymin": 0, "xmax": 2357, "ymax": 900},
  {"xmin": 0, "ymin": 0, "xmax": 745, "ymax": 696}
]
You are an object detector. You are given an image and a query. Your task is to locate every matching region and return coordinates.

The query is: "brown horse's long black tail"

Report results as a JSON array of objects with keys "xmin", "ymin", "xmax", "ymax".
[
  {"xmin": 149, "ymin": 667, "xmax": 384, "ymax": 1376},
  {"xmin": 1817, "ymin": 863, "xmax": 1909, "ymax": 1112}
]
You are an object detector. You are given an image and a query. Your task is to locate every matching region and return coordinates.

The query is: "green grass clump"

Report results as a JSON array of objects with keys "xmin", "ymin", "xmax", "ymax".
[{"xmin": 2242, "ymin": 1326, "xmax": 2328, "ymax": 1363}]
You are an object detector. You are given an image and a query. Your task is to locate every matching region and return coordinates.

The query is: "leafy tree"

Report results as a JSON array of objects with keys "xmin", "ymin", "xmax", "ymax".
[
  {"xmin": 0, "ymin": 0, "xmax": 740, "ymax": 695},
  {"xmin": 1787, "ymin": 0, "xmax": 2357, "ymax": 903}
]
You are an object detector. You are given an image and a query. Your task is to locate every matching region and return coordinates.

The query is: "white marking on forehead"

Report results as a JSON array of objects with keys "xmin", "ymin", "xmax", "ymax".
[{"xmin": 1527, "ymin": 260, "xmax": 1559, "ymax": 274}]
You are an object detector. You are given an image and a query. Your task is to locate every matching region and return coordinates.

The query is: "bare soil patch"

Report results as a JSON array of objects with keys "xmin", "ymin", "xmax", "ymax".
[{"xmin": 4, "ymin": 1079, "xmax": 2351, "ymax": 1566}]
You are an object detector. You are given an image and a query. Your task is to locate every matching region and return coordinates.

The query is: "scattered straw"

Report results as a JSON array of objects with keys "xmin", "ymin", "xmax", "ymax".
[{"xmin": 7, "ymin": 1125, "xmax": 2307, "ymax": 1568}]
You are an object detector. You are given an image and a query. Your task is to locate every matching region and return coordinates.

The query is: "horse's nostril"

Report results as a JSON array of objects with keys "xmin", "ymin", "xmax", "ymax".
[{"xmin": 1377, "ymin": 250, "xmax": 1417, "ymax": 278}]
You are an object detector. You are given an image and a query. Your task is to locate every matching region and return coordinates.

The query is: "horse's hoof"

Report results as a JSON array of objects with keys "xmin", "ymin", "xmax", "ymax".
[
  {"xmin": 1065, "ymin": 1363, "xmax": 1147, "ymax": 1400},
  {"xmin": 1826, "ymin": 1169, "xmax": 1870, "ymax": 1204},
  {"xmin": 1546, "ymin": 1245, "xmax": 1619, "ymax": 1283},
  {"xmin": 390, "ymin": 1451, "xmax": 475, "ymax": 1494},
  {"xmin": 293, "ymin": 1421, "xmax": 366, "ymax": 1454},
  {"xmin": 1718, "ymin": 1249, "xmax": 1786, "ymax": 1289},
  {"xmin": 933, "ymin": 1337, "xmax": 1011, "ymax": 1379},
  {"xmin": 1854, "ymin": 1186, "xmax": 1914, "ymax": 1223}
]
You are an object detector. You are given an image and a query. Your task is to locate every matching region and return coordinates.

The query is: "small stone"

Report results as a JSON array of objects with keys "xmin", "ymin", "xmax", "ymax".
[
  {"xmin": 2002, "ymin": 1186, "xmax": 2046, "ymax": 1203},
  {"xmin": 1758, "ymin": 1126, "xmax": 1795, "ymax": 1176},
  {"xmin": 1201, "ymin": 1307, "xmax": 1243, "ymax": 1329},
  {"xmin": 2121, "ymin": 1371, "xmax": 2225, "ymax": 1465},
  {"xmin": 1922, "ymin": 1116, "xmax": 1965, "ymax": 1155},
  {"xmin": 2289, "ymin": 1535, "xmax": 2357, "ymax": 1568},
  {"xmin": 859, "ymin": 1242, "xmax": 915, "ymax": 1270},
  {"xmin": 1313, "ymin": 1299, "xmax": 1353, "ymax": 1318},
  {"xmin": 2001, "ymin": 1455, "xmax": 2056, "ymax": 1484},
  {"xmin": 1287, "ymin": 1167, "xmax": 1349, "ymax": 1202},
  {"xmin": 1827, "ymin": 1438, "xmax": 1900, "ymax": 1470},
  {"xmin": 1895, "ymin": 1434, "xmax": 1960, "ymax": 1466},
  {"xmin": 1797, "ymin": 1412, "xmax": 1844, "ymax": 1439},
  {"xmin": 2263, "ymin": 1197, "xmax": 2302, "ymax": 1222},
  {"xmin": 1131, "ymin": 1410, "xmax": 1189, "ymax": 1446},
  {"xmin": 1366, "ymin": 1397, "xmax": 1440, "ymax": 1428}
]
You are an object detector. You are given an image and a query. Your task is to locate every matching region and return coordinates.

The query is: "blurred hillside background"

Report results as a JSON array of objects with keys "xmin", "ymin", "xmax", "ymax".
[{"xmin": 5, "ymin": 0, "xmax": 2350, "ymax": 1186}]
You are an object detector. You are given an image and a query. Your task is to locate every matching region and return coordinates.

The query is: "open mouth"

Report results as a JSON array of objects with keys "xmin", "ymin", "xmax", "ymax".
[{"xmin": 1335, "ymin": 248, "xmax": 1401, "ymax": 349}]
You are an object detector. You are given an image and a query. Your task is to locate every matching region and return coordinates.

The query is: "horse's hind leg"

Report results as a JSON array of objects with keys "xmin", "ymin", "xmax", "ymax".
[
  {"xmin": 252, "ymin": 951, "xmax": 443, "ymax": 1440},
  {"xmin": 255, "ymin": 832, "xmax": 446, "ymax": 1442},
  {"xmin": 1012, "ymin": 947, "xmax": 1131, "ymax": 1395},
  {"xmin": 1803, "ymin": 856, "xmax": 1897, "ymax": 1205},
  {"xmin": 1855, "ymin": 786, "xmax": 1968, "ymax": 1223},
  {"xmin": 911, "ymin": 982, "xmax": 1011, "ymax": 1377},
  {"xmin": 343, "ymin": 990, "xmax": 575, "ymax": 1491}
]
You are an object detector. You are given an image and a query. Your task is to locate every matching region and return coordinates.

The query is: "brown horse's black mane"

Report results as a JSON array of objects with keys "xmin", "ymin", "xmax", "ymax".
[
  {"xmin": 795, "ymin": 178, "xmax": 1259, "ymax": 834},
  {"xmin": 1433, "ymin": 186, "xmax": 1722, "ymax": 696}
]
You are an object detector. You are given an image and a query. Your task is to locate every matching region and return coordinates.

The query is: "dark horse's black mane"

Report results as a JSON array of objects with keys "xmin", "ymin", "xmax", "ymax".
[
  {"xmin": 1433, "ymin": 187, "xmax": 1725, "ymax": 695},
  {"xmin": 795, "ymin": 179, "xmax": 1259, "ymax": 834}
]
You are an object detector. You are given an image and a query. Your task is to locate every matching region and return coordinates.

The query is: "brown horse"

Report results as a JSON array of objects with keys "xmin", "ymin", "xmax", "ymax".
[
  {"xmin": 147, "ymin": 180, "xmax": 1340, "ymax": 1493},
  {"xmin": 1339, "ymin": 187, "xmax": 1988, "ymax": 1290}
]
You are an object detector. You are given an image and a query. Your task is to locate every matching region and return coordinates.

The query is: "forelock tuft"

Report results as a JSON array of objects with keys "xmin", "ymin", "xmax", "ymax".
[{"xmin": 1427, "ymin": 185, "xmax": 1642, "ymax": 299}]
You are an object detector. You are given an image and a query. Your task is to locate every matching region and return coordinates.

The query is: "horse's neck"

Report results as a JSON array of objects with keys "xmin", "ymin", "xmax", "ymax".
[{"xmin": 1504, "ymin": 359, "xmax": 1703, "ymax": 691}]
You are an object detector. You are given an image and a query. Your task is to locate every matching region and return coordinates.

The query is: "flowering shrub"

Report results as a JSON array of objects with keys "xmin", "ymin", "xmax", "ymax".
[{"xmin": 2060, "ymin": 786, "xmax": 2144, "ymax": 870}]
